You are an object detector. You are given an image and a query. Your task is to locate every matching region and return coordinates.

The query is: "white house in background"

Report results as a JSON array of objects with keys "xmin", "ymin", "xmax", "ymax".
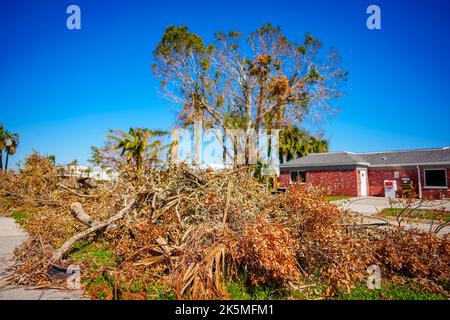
[{"xmin": 61, "ymin": 165, "xmax": 118, "ymax": 181}]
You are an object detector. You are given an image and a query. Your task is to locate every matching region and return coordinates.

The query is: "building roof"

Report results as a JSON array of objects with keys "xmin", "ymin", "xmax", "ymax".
[
  {"xmin": 280, "ymin": 152, "xmax": 369, "ymax": 167},
  {"xmin": 280, "ymin": 147, "xmax": 450, "ymax": 169}
]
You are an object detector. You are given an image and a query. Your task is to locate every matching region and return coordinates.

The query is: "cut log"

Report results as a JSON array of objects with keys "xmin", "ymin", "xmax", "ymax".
[{"xmin": 70, "ymin": 202, "xmax": 96, "ymax": 226}]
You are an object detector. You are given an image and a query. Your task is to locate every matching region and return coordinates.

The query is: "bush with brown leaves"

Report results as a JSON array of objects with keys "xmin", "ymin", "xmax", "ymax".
[
  {"xmin": 0, "ymin": 152, "xmax": 59, "ymax": 206},
  {"xmin": 376, "ymin": 228, "xmax": 449, "ymax": 281},
  {"xmin": 275, "ymin": 183, "xmax": 375, "ymax": 294},
  {"xmin": 228, "ymin": 219, "xmax": 300, "ymax": 287}
]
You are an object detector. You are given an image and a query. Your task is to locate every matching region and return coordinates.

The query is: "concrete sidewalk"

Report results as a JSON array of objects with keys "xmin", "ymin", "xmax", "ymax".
[
  {"xmin": 333, "ymin": 196, "xmax": 450, "ymax": 215},
  {"xmin": 351, "ymin": 214, "xmax": 450, "ymax": 236},
  {"xmin": 332, "ymin": 197, "xmax": 450, "ymax": 236},
  {"xmin": 0, "ymin": 216, "xmax": 86, "ymax": 300}
]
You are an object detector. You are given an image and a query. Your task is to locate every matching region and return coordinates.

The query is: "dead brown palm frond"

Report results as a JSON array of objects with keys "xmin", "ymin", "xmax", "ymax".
[{"xmin": 174, "ymin": 242, "xmax": 228, "ymax": 300}]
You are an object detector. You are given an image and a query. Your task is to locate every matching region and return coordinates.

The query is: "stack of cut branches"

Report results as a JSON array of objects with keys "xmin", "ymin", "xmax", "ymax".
[{"xmin": 0, "ymin": 153, "xmax": 448, "ymax": 299}]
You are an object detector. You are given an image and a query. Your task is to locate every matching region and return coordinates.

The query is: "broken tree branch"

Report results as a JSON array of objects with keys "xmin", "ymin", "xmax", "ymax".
[
  {"xmin": 51, "ymin": 198, "xmax": 137, "ymax": 262},
  {"xmin": 57, "ymin": 183, "xmax": 98, "ymax": 198}
]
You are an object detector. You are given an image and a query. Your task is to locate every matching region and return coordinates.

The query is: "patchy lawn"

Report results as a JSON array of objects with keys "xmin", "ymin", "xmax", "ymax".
[
  {"xmin": 325, "ymin": 196, "xmax": 350, "ymax": 201},
  {"xmin": 336, "ymin": 281, "xmax": 447, "ymax": 300},
  {"xmin": 381, "ymin": 208, "xmax": 450, "ymax": 222},
  {"xmin": 12, "ymin": 209, "xmax": 30, "ymax": 224},
  {"xmin": 69, "ymin": 241, "xmax": 117, "ymax": 271}
]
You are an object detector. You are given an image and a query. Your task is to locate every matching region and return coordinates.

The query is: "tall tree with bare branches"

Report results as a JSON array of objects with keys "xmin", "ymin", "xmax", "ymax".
[{"xmin": 152, "ymin": 24, "xmax": 346, "ymax": 163}]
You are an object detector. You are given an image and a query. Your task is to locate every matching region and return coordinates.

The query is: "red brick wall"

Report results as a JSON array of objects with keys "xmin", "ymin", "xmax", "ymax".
[
  {"xmin": 307, "ymin": 169, "xmax": 359, "ymax": 196},
  {"xmin": 419, "ymin": 168, "xmax": 450, "ymax": 199},
  {"xmin": 368, "ymin": 168, "xmax": 419, "ymax": 197},
  {"xmin": 279, "ymin": 169, "xmax": 359, "ymax": 196},
  {"xmin": 279, "ymin": 170, "xmax": 290, "ymax": 188},
  {"xmin": 367, "ymin": 167, "xmax": 450, "ymax": 199},
  {"xmin": 280, "ymin": 167, "xmax": 450, "ymax": 199}
]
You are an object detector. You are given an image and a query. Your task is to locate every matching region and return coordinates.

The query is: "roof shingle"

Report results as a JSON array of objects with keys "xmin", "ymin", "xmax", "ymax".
[{"xmin": 280, "ymin": 147, "xmax": 450, "ymax": 168}]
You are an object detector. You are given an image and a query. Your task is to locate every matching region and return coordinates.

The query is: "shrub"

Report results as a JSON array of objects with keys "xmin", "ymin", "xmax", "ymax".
[
  {"xmin": 275, "ymin": 183, "xmax": 374, "ymax": 294},
  {"xmin": 229, "ymin": 219, "xmax": 300, "ymax": 287}
]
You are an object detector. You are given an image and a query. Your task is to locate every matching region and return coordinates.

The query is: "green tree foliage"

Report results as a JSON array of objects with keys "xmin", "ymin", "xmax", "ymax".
[
  {"xmin": 105, "ymin": 128, "xmax": 169, "ymax": 171},
  {"xmin": 0, "ymin": 125, "xmax": 20, "ymax": 170},
  {"xmin": 279, "ymin": 125, "xmax": 328, "ymax": 163},
  {"xmin": 46, "ymin": 154, "xmax": 56, "ymax": 165}
]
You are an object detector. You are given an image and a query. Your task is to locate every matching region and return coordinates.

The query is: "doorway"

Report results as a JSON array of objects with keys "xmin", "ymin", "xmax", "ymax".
[{"xmin": 359, "ymin": 169, "xmax": 368, "ymax": 196}]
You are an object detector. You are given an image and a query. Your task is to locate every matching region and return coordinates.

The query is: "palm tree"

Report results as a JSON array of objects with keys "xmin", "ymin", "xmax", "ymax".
[
  {"xmin": 46, "ymin": 154, "xmax": 56, "ymax": 165},
  {"xmin": 4, "ymin": 132, "xmax": 19, "ymax": 170},
  {"xmin": 0, "ymin": 125, "xmax": 5, "ymax": 170},
  {"xmin": 67, "ymin": 159, "xmax": 78, "ymax": 174},
  {"xmin": 279, "ymin": 125, "xmax": 309, "ymax": 162},
  {"xmin": 279, "ymin": 126, "xmax": 329, "ymax": 162},
  {"xmin": 308, "ymin": 136, "xmax": 329, "ymax": 154},
  {"xmin": 0, "ymin": 125, "xmax": 19, "ymax": 170},
  {"xmin": 107, "ymin": 127, "xmax": 168, "ymax": 171}
]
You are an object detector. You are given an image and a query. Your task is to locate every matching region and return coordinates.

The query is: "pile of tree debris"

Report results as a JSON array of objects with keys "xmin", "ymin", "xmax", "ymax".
[{"xmin": 0, "ymin": 153, "xmax": 448, "ymax": 299}]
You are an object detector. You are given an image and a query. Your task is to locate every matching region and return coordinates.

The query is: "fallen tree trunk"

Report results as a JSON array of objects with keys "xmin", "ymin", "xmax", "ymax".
[{"xmin": 51, "ymin": 198, "xmax": 136, "ymax": 263}]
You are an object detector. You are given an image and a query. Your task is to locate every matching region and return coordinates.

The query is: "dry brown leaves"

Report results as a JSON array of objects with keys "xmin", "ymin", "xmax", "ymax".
[
  {"xmin": 275, "ymin": 183, "xmax": 377, "ymax": 294},
  {"xmin": 8, "ymin": 237, "xmax": 56, "ymax": 287},
  {"xmin": 375, "ymin": 228, "xmax": 449, "ymax": 281},
  {"xmin": 228, "ymin": 219, "xmax": 300, "ymax": 287}
]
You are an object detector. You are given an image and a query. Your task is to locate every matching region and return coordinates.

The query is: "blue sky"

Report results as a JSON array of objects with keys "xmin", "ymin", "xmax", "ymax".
[{"xmin": 1, "ymin": 0, "xmax": 449, "ymax": 167}]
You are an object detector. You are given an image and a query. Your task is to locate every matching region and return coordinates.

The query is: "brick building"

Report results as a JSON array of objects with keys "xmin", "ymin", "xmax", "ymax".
[{"xmin": 279, "ymin": 147, "xmax": 450, "ymax": 199}]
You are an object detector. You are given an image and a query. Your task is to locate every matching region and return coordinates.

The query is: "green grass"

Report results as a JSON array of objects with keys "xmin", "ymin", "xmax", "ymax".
[
  {"xmin": 70, "ymin": 242, "xmax": 177, "ymax": 300},
  {"xmin": 12, "ymin": 209, "xmax": 30, "ymax": 224},
  {"xmin": 131, "ymin": 280, "xmax": 143, "ymax": 293},
  {"xmin": 85, "ymin": 273, "xmax": 114, "ymax": 300},
  {"xmin": 325, "ymin": 196, "xmax": 350, "ymax": 202},
  {"xmin": 381, "ymin": 208, "xmax": 450, "ymax": 222},
  {"xmin": 226, "ymin": 277, "xmax": 448, "ymax": 300},
  {"xmin": 80, "ymin": 266, "xmax": 447, "ymax": 300},
  {"xmin": 146, "ymin": 280, "xmax": 176, "ymax": 300},
  {"xmin": 226, "ymin": 278, "xmax": 302, "ymax": 300},
  {"xmin": 227, "ymin": 281, "xmax": 274, "ymax": 300},
  {"xmin": 336, "ymin": 281, "xmax": 447, "ymax": 300},
  {"xmin": 69, "ymin": 242, "xmax": 116, "ymax": 271}
]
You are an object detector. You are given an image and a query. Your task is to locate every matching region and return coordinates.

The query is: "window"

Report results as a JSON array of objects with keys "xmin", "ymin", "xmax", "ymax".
[
  {"xmin": 291, "ymin": 171, "xmax": 298, "ymax": 182},
  {"xmin": 424, "ymin": 169, "xmax": 447, "ymax": 188},
  {"xmin": 290, "ymin": 171, "xmax": 306, "ymax": 183}
]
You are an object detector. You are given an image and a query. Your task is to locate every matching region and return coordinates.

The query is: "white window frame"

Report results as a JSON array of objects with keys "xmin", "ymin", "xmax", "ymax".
[
  {"xmin": 423, "ymin": 168, "xmax": 448, "ymax": 189},
  {"xmin": 290, "ymin": 170, "xmax": 307, "ymax": 184}
]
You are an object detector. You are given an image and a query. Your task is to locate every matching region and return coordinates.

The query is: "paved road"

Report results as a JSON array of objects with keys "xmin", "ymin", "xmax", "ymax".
[
  {"xmin": 0, "ymin": 216, "xmax": 86, "ymax": 300},
  {"xmin": 332, "ymin": 197, "xmax": 450, "ymax": 236},
  {"xmin": 333, "ymin": 196, "xmax": 450, "ymax": 215}
]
